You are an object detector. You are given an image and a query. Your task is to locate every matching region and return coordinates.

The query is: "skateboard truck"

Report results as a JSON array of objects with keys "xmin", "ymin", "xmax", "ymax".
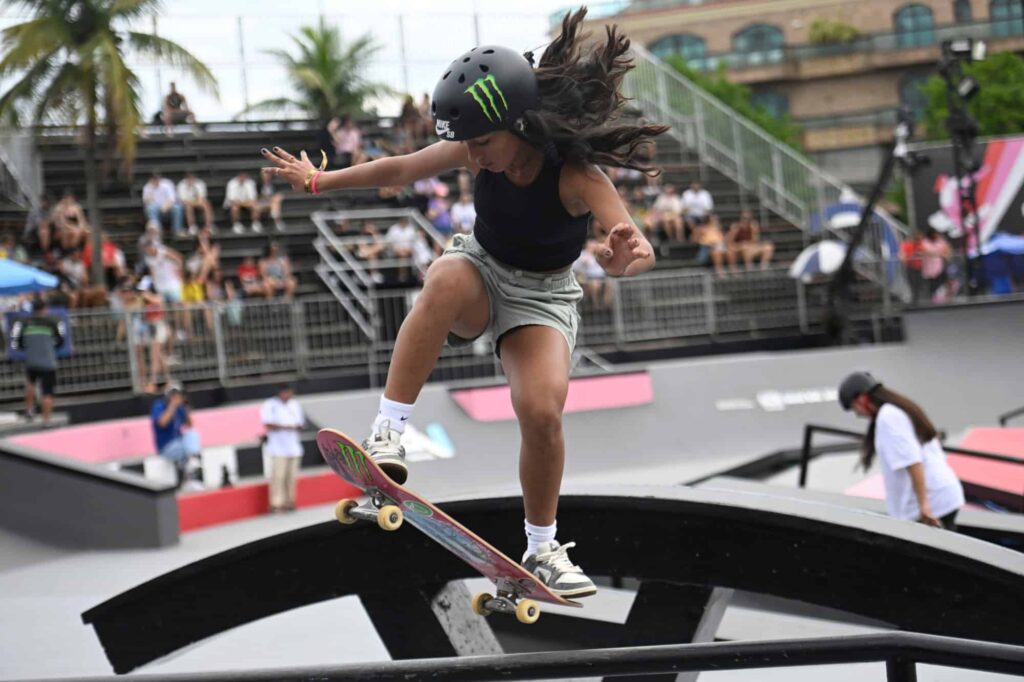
[
  {"xmin": 334, "ymin": 492, "xmax": 403, "ymax": 531},
  {"xmin": 471, "ymin": 578, "xmax": 541, "ymax": 624}
]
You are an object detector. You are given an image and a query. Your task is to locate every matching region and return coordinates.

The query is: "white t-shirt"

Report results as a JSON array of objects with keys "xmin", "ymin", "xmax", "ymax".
[
  {"xmin": 260, "ymin": 397, "xmax": 305, "ymax": 457},
  {"xmin": 450, "ymin": 200, "xmax": 477, "ymax": 233},
  {"xmin": 652, "ymin": 193, "xmax": 682, "ymax": 215},
  {"xmin": 386, "ymin": 222, "xmax": 418, "ymax": 250},
  {"xmin": 143, "ymin": 178, "xmax": 177, "ymax": 207},
  {"xmin": 177, "ymin": 178, "xmax": 207, "ymax": 203},
  {"xmin": 874, "ymin": 403, "xmax": 964, "ymax": 520},
  {"xmin": 225, "ymin": 177, "xmax": 258, "ymax": 204},
  {"xmin": 681, "ymin": 188, "xmax": 714, "ymax": 218},
  {"xmin": 144, "ymin": 246, "xmax": 182, "ymax": 294}
]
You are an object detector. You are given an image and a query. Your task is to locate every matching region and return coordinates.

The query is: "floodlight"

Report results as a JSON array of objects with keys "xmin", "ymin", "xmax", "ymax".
[{"xmin": 957, "ymin": 76, "xmax": 980, "ymax": 100}]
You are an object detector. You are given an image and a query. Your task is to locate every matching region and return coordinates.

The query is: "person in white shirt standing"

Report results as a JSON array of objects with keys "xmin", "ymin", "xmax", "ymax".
[
  {"xmin": 224, "ymin": 171, "xmax": 262, "ymax": 234},
  {"xmin": 838, "ymin": 372, "xmax": 964, "ymax": 530},
  {"xmin": 261, "ymin": 384, "xmax": 306, "ymax": 512}
]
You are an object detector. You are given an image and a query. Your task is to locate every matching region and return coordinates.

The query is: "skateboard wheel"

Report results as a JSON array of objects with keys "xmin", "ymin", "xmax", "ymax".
[
  {"xmin": 471, "ymin": 592, "xmax": 493, "ymax": 617},
  {"xmin": 377, "ymin": 504, "xmax": 403, "ymax": 531},
  {"xmin": 334, "ymin": 499, "xmax": 358, "ymax": 525},
  {"xmin": 515, "ymin": 599, "xmax": 540, "ymax": 624}
]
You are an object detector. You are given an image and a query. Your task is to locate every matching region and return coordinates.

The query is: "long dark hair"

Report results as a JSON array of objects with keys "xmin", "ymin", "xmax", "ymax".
[
  {"xmin": 860, "ymin": 386, "xmax": 939, "ymax": 470},
  {"xmin": 519, "ymin": 7, "xmax": 669, "ymax": 174}
]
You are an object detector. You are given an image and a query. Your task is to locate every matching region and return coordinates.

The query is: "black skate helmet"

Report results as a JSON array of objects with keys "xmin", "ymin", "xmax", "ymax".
[
  {"xmin": 838, "ymin": 372, "xmax": 882, "ymax": 410},
  {"xmin": 431, "ymin": 45, "xmax": 539, "ymax": 142}
]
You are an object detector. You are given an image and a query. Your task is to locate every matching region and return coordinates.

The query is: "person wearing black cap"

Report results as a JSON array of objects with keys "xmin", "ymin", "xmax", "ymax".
[
  {"xmin": 838, "ymin": 372, "xmax": 964, "ymax": 530},
  {"xmin": 151, "ymin": 382, "xmax": 203, "ymax": 489},
  {"xmin": 260, "ymin": 383, "xmax": 305, "ymax": 512},
  {"xmin": 261, "ymin": 8, "xmax": 671, "ymax": 598}
]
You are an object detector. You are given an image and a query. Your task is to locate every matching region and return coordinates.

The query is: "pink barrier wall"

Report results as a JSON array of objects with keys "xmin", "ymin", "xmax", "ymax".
[
  {"xmin": 8, "ymin": 405, "xmax": 265, "ymax": 463},
  {"xmin": 451, "ymin": 372, "xmax": 654, "ymax": 422}
]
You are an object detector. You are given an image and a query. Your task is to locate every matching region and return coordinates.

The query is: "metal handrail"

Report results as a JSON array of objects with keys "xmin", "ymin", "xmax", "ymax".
[
  {"xmin": 798, "ymin": 423, "xmax": 1024, "ymax": 489},
  {"xmin": 36, "ymin": 632, "xmax": 1024, "ymax": 681},
  {"xmin": 999, "ymin": 405, "xmax": 1024, "ymax": 427}
]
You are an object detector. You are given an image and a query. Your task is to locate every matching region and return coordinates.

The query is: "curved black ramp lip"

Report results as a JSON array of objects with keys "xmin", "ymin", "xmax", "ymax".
[{"xmin": 82, "ymin": 486, "xmax": 1024, "ymax": 673}]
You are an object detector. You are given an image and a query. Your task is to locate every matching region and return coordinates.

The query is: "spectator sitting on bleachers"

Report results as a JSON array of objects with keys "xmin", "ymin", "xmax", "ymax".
[
  {"xmin": 426, "ymin": 184, "xmax": 453, "ymax": 238},
  {"xmin": 51, "ymin": 188, "xmax": 90, "ymax": 251},
  {"xmin": 399, "ymin": 95, "xmax": 422, "ymax": 149},
  {"xmin": 645, "ymin": 183, "xmax": 684, "ymax": 243},
  {"xmin": 225, "ymin": 171, "xmax": 261, "ymax": 234},
  {"xmin": 259, "ymin": 240, "xmax": 297, "ymax": 299},
  {"xmin": 681, "ymin": 180, "xmax": 715, "ymax": 234},
  {"xmin": 58, "ymin": 248, "xmax": 107, "ymax": 308},
  {"xmin": 161, "ymin": 82, "xmax": 196, "ymax": 131},
  {"xmin": 257, "ymin": 169, "xmax": 286, "ymax": 232},
  {"xmin": 450, "ymin": 191, "xmax": 476, "ymax": 236},
  {"xmin": 412, "ymin": 176, "xmax": 444, "ymax": 214},
  {"xmin": 693, "ymin": 215, "xmax": 728, "ymax": 277},
  {"xmin": 726, "ymin": 210, "xmax": 774, "ymax": 271},
  {"xmin": 186, "ymin": 226, "xmax": 220, "ymax": 283},
  {"xmin": 457, "ymin": 170, "xmax": 473, "ymax": 196},
  {"xmin": 237, "ymin": 255, "xmax": 268, "ymax": 298},
  {"xmin": 351, "ymin": 221, "xmax": 386, "ymax": 284},
  {"xmin": 573, "ymin": 238, "xmax": 613, "ymax": 308},
  {"xmin": 142, "ymin": 171, "xmax": 185, "ymax": 237},
  {"xmin": 205, "ymin": 268, "xmax": 243, "ymax": 328},
  {"xmin": 0, "ymin": 233, "xmax": 29, "ymax": 263},
  {"xmin": 81, "ymin": 231, "xmax": 126, "ymax": 289},
  {"xmin": 176, "ymin": 170, "xmax": 215, "ymax": 235}
]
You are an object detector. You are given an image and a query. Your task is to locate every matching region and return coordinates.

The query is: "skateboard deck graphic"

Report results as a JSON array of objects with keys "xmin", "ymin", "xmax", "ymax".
[{"xmin": 316, "ymin": 428, "xmax": 580, "ymax": 612}]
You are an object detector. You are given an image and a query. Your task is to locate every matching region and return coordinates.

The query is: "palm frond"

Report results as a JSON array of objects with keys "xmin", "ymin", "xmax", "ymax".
[
  {"xmin": 31, "ymin": 61, "xmax": 84, "ymax": 126},
  {"xmin": 110, "ymin": 0, "xmax": 164, "ymax": 20},
  {"xmin": 97, "ymin": 36, "xmax": 143, "ymax": 167},
  {"xmin": 235, "ymin": 97, "xmax": 305, "ymax": 119},
  {"xmin": 0, "ymin": 55, "xmax": 59, "ymax": 125},
  {"xmin": 0, "ymin": 17, "xmax": 69, "ymax": 76},
  {"xmin": 125, "ymin": 31, "xmax": 219, "ymax": 97}
]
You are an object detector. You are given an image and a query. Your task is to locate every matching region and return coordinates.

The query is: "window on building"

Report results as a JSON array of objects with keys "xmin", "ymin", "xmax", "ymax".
[
  {"xmin": 894, "ymin": 4, "xmax": 936, "ymax": 48},
  {"xmin": 649, "ymin": 33, "xmax": 707, "ymax": 69},
  {"xmin": 900, "ymin": 73, "xmax": 931, "ymax": 122},
  {"xmin": 954, "ymin": 0, "xmax": 973, "ymax": 22},
  {"xmin": 991, "ymin": 0, "xmax": 1024, "ymax": 37},
  {"xmin": 732, "ymin": 24, "xmax": 785, "ymax": 66},
  {"xmin": 751, "ymin": 91, "xmax": 790, "ymax": 119}
]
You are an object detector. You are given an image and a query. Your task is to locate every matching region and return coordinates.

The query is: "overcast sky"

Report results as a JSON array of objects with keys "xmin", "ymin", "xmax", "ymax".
[{"xmin": 3, "ymin": 0, "xmax": 592, "ymax": 120}]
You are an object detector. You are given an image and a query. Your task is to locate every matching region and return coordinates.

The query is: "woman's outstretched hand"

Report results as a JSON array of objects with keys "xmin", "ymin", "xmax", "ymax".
[
  {"xmin": 261, "ymin": 147, "xmax": 325, "ymax": 193},
  {"xmin": 596, "ymin": 223, "xmax": 651, "ymax": 277}
]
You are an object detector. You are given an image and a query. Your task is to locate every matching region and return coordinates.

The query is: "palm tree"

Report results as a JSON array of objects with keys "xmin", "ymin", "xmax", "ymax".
[
  {"xmin": 0, "ymin": 0, "xmax": 217, "ymax": 283},
  {"xmin": 239, "ymin": 17, "xmax": 389, "ymax": 121}
]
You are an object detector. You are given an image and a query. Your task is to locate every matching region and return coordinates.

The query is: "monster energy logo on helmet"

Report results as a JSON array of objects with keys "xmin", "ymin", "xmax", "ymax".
[{"xmin": 464, "ymin": 75, "xmax": 508, "ymax": 122}]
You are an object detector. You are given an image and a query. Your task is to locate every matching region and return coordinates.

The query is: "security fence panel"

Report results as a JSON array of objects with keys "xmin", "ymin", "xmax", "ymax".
[
  {"xmin": 219, "ymin": 299, "xmax": 300, "ymax": 381},
  {"xmin": 614, "ymin": 270, "xmax": 711, "ymax": 343},
  {"xmin": 712, "ymin": 267, "xmax": 802, "ymax": 334},
  {"xmin": 301, "ymin": 295, "xmax": 374, "ymax": 377}
]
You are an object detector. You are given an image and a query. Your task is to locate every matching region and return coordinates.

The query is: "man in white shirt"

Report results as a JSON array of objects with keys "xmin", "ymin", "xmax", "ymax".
[
  {"xmin": 385, "ymin": 217, "xmax": 418, "ymax": 258},
  {"xmin": 681, "ymin": 180, "xmax": 715, "ymax": 230},
  {"xmin": 142, "ymin": 171, "xmax": 184, "ymax": 236},
  {"xmin": 176, "ymin": 171, "xmax": 214, "ymax": 235},
  {"xmin": 224, "ymin": 171, "xmax": 262, "ymax": 234},
  {"xmin": 141, "ymin": 239, "xmax": 184, "ymax": 305},
  {"xmin": 261, "ymin": 384, "xmax": 306, "ymax": 512},
  {"xmin": 450, "ymin": 192, "xmax": 477, "ymax": 235}
]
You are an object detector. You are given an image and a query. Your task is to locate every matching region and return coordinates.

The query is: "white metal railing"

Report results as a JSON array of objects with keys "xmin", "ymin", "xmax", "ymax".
[
  {"xmin": 0, "ymin": 130, "xmax": 42, "ymax": 208},
  {"xmin": 623, "ymin": 45, "xmax": 910, "ymax": 299}
]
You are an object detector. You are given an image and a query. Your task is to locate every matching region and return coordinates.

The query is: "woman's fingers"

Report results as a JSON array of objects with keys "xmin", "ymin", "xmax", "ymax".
[{"xmin": 260, "ymin": 148, "xmax": 288, "ymax": 167}]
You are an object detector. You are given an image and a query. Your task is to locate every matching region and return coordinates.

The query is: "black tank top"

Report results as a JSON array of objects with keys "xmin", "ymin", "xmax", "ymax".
[{"xmin": 473, "ymin": 155, "xmax": 590, "ymax": 271}]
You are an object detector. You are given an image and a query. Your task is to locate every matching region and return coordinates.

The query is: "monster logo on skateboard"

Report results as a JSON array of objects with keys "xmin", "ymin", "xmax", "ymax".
[{"xmin": 316, "ymin": 428, "xmax": 580, "ymax": 623}]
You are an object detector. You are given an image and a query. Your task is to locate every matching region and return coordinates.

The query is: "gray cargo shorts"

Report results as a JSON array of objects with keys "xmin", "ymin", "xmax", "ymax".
[{"xmin": 443, "ymin": 232, "xmax": 583, "ymax": 357}]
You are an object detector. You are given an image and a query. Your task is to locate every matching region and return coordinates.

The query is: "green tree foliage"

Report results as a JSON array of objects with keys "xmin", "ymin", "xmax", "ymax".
[
  {"xmin": 0, "ymin": 0, "xmax": 217, "ymax": 282},
  {"xmin": 808, "ymin": 19, "xmax": 861, "ymax": 44},
  {"xmin": 667, "ymin": 57, "xmax": 803, "ymax": 150},
  {"xmin": 918, "ymin": 51, "xmax": 1024, "ymax": 140},
  {"xmin": 239, "ymin": 18, "xmax": 390, "ymax": 121}
]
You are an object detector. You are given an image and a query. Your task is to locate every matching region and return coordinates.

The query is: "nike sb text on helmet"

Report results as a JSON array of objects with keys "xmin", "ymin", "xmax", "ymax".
[{"xmin": 431, "ymin": 45, "xmax": 539, "ymax": 142}]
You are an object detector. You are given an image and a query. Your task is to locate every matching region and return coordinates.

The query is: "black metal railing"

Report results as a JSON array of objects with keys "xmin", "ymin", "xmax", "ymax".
[
  {"xmin": 33, "ymin": 632, "xmax": 1024, "ymax": 681},
  {"xmin": 798, "ymin": 424, "xmax": 1024, "ymax": 507},
  {"xmin": 999, "ymin": 405, "xmax": 1024, "ymax": 427}
]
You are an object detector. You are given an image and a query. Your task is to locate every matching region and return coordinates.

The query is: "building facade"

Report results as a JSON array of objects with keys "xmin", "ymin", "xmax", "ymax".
[{"xmin": 575, "ymin": 0, "xmax": 1024, "ymax": 185}]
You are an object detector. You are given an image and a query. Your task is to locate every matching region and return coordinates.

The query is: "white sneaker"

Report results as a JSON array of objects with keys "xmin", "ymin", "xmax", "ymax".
[
  {"xmin": 188, "ymin": 224, "xmax": 199, "ymax": 236},
  {"xmin": 274, "ymin": 219, "xmax": 286, "ymax": 231},
  {"xmin": 361, "ymin": 419, "xmax": 408, "ymax": 484},
  {"xmin": 251, "ymin": 221, "xmax": 263, "ymax": 233},
  {"xmin": 521, "ymin": 541, "xmax": 597, "ymax": 598},
  {"xmin": 232, "ymin": 222, "xmax": 244, "ymax": 234}
]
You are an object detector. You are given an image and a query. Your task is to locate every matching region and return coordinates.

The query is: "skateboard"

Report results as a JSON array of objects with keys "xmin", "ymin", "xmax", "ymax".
[{"xmin": 316, "ymin": 428, "xmax": 581, "ymax": 623}]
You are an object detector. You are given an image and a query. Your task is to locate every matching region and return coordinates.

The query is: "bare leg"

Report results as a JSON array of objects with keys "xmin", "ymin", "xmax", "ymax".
[
  {"xmin": 382, "ymin": 255, "xmax": 489, "ymax": 403},
  {"xmin": 41, "ymin": 393, "xmax": 53, "ymax": 423},
  {"xmin": 24, "ymin": 380, "xmax": 35, "ymax": 416},
  {"xmin": 501, "ymin": 325, "xmax": 572, "ymax": 526},
  {"xmin": 184, "ymin": 202, "xmax": 196, "ymax": 228}
]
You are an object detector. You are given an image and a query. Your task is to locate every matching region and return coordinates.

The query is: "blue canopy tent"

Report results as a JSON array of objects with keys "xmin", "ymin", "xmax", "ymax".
[{"xmin": 0, "ymin": 259, "xmax": 58, "ymax": 296}]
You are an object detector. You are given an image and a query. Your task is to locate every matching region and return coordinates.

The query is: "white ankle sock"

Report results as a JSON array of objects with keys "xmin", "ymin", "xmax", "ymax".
[
  {"xmin": 525, "ymin": 520, "xmax": 557, "ymax": 556},
  {"xmin": 373, "ymin": 395, "xmax": 415, "ymax": 434}
]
